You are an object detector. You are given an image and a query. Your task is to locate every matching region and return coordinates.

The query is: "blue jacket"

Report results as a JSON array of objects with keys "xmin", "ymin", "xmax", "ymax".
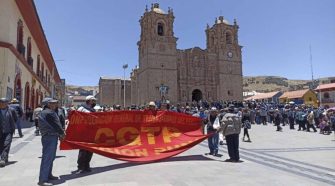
[
  {"xmin": 39, "ymin": 107, "xmax": 64, "ymax": 136},
  {"xmin": 0, "ymin": 107, "xmax": 17, "ymax": 134}
]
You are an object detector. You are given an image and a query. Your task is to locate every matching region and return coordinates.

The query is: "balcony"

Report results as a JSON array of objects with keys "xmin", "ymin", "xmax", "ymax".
[
  {"xmin": 17, "ymin": 43, "xmax": 26, "ymax": 56},
  {"xmin": 321, "ymin": 98, "xmax": 335, "ymax": 103},
  {"xmin": 27, "ymin": 56, "xmax": 34, "ymax": 68}
]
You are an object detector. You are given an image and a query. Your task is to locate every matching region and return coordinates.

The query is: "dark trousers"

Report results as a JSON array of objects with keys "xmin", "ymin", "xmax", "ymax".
[
  {"xmin": 0, "ymin": 132, "xmax": 13, "ymax": 162},
  {"xmin": 275, "ymin": 123, "xmax": 282, "ymax": 131},
  {"xmin": 289, "ymin": 117, "xmax": 295, "ymax": 129},
  {"xmin": 243, "ymin": 128, "xmax": 250, "ymax": 139},
  {"xmin": 225, "ymin": 134, "xmax": 240, "ymax": 161},
  {"xmin": 34, "ymin": 119, "xmax": 39, "ymax": 128},
  {"xmin": 77, "ymin": 149, "xmax": 93, "ymax": 170},
  {"xmin": 298, "ymin": 121, "xmax": 306, "ymax": 130},
  {"xmin": 261, "ymin": 116, "xmax": 267, "ymax": 125},
  {"xmin": 307, "ymin": 122, "xmax": 317, "ymax": 132}
]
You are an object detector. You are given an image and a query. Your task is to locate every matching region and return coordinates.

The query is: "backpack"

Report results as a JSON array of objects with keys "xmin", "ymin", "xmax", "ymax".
[{"xmin": 220, "ymin": 113, "xmax": 242, "ymax": 136}]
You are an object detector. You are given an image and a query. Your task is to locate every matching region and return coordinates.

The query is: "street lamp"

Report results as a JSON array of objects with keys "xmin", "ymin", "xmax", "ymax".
[{"xmin": 122, "ymin": 64, "xmax": 128, "ymax": 109}]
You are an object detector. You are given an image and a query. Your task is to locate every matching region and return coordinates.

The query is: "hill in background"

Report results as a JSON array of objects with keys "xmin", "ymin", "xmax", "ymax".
[
  {"xmin": 65, "ymin": 76, "xmax": 335, "ymax": 96},
  {"xmin": 243, "ymin": 76, "xmax": 335, "ymax": 93}
]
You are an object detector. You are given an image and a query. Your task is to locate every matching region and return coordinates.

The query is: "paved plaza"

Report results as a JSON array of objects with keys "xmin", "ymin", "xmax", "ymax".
[{"xmin": 0, "ymin": 122, "xmax": 334, "ymax": 186}]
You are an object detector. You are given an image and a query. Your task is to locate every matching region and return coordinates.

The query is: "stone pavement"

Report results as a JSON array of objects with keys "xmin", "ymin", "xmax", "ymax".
[{"xmin": 0, "ymin": 123, "xmax": 334, "ymax": 186}]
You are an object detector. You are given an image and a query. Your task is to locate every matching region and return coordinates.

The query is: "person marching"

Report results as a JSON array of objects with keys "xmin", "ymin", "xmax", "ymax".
[
  {"xmin": 9, "ymin": 98, "xmax": 24, "ymax": 137},
  {"xmin": 307, "ymin": 110, "xmax": 317, "ymax": 132},
  {"xmin": 274, "ymin": 109, "xmax": 283, "ymax": 131},
  {"xmin": 220, "ymin": 105, "xmax": 242, "ymax": 162},
  {"xmin": 242, "ymin": 108, "xmax": 251, "ymax": 142},
  {"xmin": 0, "ymin": 98, "xmax": 17, "ymax": 167},
  {"xmin": 74, "ymin": 95, "xmax": 96, "ymax": 174},
  {"xmin": 38, "ymin": 98, "xmax": 65, "ymax": 186},
  {"xmin": 33, "ymin": 105, "xmax": 43, "ymax": 136}
]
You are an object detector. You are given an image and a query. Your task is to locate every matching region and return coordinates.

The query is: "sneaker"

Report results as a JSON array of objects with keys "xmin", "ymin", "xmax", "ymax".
[
  {"xmin": 19, "ymin": 134, "xmax": 24, "ymax": 138},
  {"xmin": 37, "ymin": 182, "xmax": 53, "ymax": 186},
  {"xmin": 205, "ymin": 152, "xmax": 214, "ymax": 155}
]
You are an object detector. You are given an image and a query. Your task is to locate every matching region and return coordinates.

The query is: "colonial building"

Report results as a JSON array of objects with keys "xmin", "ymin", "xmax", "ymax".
[
  {"xmin": 100, "ymin": 3, "xmax": 243, "ymax": 106},
  {"xmin": 0, "ymin": 0, "xmax": 62, "ymax": 109},
  {"xmin": 99, "ymin": 77, "xmax": 131, "ymax": 107},
  {"xmin": 315, "ymin": 83, "xmax": 335, "ymax": 107}
]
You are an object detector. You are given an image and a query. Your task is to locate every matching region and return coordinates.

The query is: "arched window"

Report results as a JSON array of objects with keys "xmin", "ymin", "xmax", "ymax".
[
  {"xmin": 37, "ymin": 55, "xmax": 40, "ymax": 76},
  {"xmin": 17, "ymin": 20, "xmax": 25, "ymax": 55},
  {"xmin": 157, "ymin": 23, "xmax": 164, "ymax": 36},
  {"xmin": 226, "ymin": 32, "xmax": 233, "ymax": 44}
]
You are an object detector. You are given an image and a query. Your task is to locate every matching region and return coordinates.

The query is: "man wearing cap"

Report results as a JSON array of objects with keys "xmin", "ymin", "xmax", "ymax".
[
  {"xmin": 0, "ymin": 98, "xmax": 17, "ymax": 167},
  {"xmin": 74, "ymin": 95, "xmax": 96, "ymax": 174},
  {"xmin": 38, "ymin": 98, "xmax": 65, "ymax": 186},
  {"xmin": 205, "ymin": 107, "xmax": 220, "ymax": 157},
  {"xmin": 220, "ymin": 105, "xmax": 242, "ymax": 162},
  {"xmin": 9, "ymin": 98, "xmax": 24, "ymax": 137}
]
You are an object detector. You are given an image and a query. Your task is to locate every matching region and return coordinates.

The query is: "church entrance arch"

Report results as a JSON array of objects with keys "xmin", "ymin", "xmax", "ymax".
[
  {"xmin": 14, "ymin": 74, "xmax": 22, "ymax": 102},
  {"xmin": 192, "ymin": 89, "xmax": 203, "ymax": 102}
]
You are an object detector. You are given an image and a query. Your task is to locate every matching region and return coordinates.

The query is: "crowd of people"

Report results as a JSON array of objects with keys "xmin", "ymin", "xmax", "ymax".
[{"xmin": 1, "ymin": 96, "xmax": 335, "ymax": 186}]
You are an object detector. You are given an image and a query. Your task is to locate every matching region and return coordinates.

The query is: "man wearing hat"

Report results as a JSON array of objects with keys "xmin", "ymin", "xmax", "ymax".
[
  {"xmin": 74, "ymin": 95, "xmax": 96, "ymax": 174},
  {"xmin": 220, "ymin": 105, "xmax": 242, "ymax": 162},
  {"xmin": 0, "ymin": 98, "xmax": 17, "ymax": 167},
  {"xmin": 205, "ymin": 107, "xmax": 220, "ymax": 157},
  {"xmin": 9, "ymin": 98, "xmax": 24, "ymax": 137},
  {"xmin": 38, "ymin": 98, "xmax": 65, "ymax": 186}
]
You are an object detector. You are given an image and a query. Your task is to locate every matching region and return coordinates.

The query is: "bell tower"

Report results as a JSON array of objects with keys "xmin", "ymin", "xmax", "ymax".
[
  {"xmin": 206, "ymin": 16, "xmax": 243, "ymax": 101},
  {"xmin": 136, "ymin": 3, "xmax": 178, "ymax": 104}
]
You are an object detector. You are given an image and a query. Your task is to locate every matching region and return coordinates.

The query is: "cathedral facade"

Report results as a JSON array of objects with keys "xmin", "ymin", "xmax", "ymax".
[{"xmin": 130, "ymin": 3, "xmax": 243, "ymax": 106}]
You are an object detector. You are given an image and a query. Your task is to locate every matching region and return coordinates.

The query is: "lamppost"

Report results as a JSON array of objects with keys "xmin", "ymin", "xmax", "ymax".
[{"xmin": 122, "ymin": 64, "xmax": 128, "ymax": 109}]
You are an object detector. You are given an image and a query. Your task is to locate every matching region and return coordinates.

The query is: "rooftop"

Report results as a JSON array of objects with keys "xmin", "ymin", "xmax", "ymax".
[{"xmin": 279, "ymin": 89, "xmax": 310, "ymax": 99}]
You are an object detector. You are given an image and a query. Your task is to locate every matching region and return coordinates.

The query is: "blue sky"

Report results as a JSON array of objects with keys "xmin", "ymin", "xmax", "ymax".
[{"xmin": 34, "ymin": 0, "xmax": 335, "ymax": 86}]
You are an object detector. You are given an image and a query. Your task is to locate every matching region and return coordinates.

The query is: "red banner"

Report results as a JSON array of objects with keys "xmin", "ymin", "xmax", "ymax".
[{"xmin": 60, "ymin": 110, "xmax": 209, "ymax": 163}]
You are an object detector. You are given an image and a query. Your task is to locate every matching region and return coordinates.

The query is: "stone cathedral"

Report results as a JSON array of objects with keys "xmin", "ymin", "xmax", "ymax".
[
  {"xmin": 99, "ymin": 3, "xmax": 243, "ymax": 107},
  {"xmin": 130, "ymin": 3, "xmax": 243, "ymax": 105}
]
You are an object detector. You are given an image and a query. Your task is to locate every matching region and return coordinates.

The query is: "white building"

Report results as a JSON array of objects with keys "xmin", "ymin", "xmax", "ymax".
[{"xmin": 0, "ymin": 0, "xmax": 62, "ymax": 110}]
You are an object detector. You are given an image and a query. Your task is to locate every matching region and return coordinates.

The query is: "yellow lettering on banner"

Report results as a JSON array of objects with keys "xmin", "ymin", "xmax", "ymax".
[
  {"xmin": 121, "ymin": 149, "xmax": 135, "ymax": 156},
  {"xmin": 154, "ymin": 147, "xmax": 166, "ymax": 155},
  {"xmin": 174, "ymin": 144, "xmax": 181, "ymax": 148},
  {"xmin": 180, "ymin": 142, "xmax": 188, "ymax": 147},
  {"xmin": 134, "ymin": 149, "xmax": 148, "ymax": 156},
  {"xmin": 166, "ymin": 146, "xmax": 173, "ymax": 151},
  {"xmin": 162, "ymin": 127, "xmax": 181, "ymax": 143},
  {"xmin": 141, "ymin": 127, "xmax": 160, "ymax": 145},
  {"xmin": 94, "ymin": 128, "xmax": 115, "ymax": 145},
  {"xmin": 117, "ymin": 127, "xmax": 141, "ymax": 146}
]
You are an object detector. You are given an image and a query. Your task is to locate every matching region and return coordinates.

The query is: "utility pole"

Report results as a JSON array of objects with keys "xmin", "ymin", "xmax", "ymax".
[{"xmin": 309, "ymin": 45, "xmax": 315, "ymax": 89}]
